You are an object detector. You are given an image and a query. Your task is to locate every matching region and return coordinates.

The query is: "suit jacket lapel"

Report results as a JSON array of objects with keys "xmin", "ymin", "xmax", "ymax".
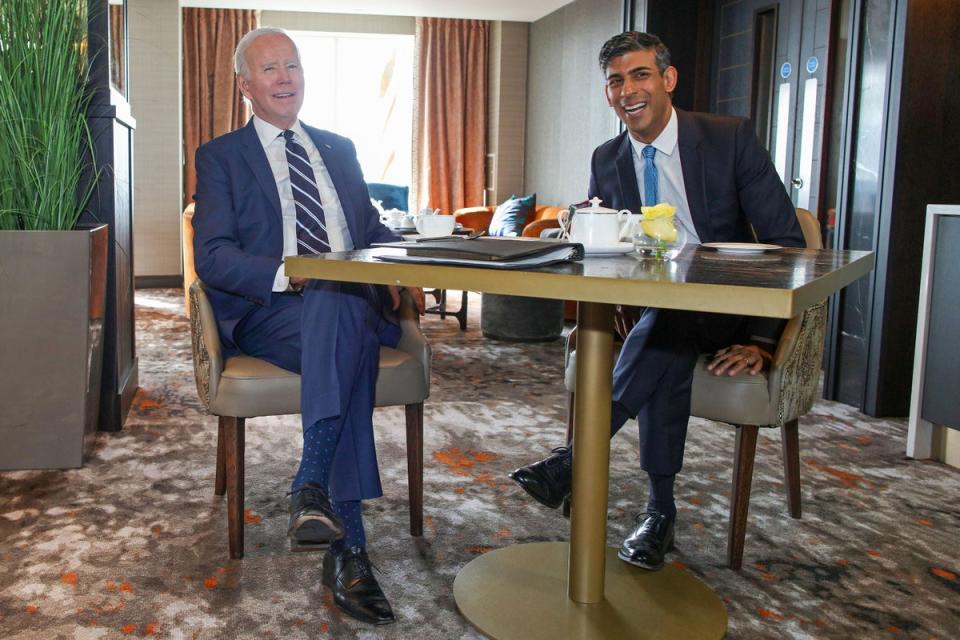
[
  {"xmin": 614, "ymin": 133, "xmax": 642, "ymax": 212},
  {"xmin": 305, "ymin": 125, "xmax": 362, "ymax": 239},
  {"xmin": 239, "ymin": 120, "xmax": 282, "ymax": 221},
  {"xmin": 676, "ymin": 109, "xmax": 711, "ymax": 242}
]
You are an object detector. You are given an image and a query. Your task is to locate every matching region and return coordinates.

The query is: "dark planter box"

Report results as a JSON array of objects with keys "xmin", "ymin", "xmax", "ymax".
[{"xmin": 0, "ymin": 225, "xmax": 108, "ymax": 469}]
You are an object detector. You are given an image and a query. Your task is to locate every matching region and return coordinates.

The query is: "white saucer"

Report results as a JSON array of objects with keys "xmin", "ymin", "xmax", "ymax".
[
  {"xmin": 583, "ymin": 242, "xmax": 634, "ymax": 256},
  {"xmin": 701, "ymin": 242, "xmax": 782, "ymax": 254}
]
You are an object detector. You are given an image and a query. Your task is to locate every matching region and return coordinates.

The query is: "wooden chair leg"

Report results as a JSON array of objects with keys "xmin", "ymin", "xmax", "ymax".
[
  {"xmin": 728, "ymin": 424, "xmax": 759, "ymax": 570},
  {"xmin": 405, "ymin": 403, "xmax": 424, "ymax": 537},
  {"xmin": 214, "ymin": 416, "xmax": 227, "ymax": 496},
  {"xmin": 565, "ymin": 391, "xmax": 576, "ymax": 445},
  {"xmin": 781, "ymin": 418, "xmax": 802, "ymax": 519},
  {"xmin": 224, "ymin": 416, "xmax": 246, "ymax": 559}
]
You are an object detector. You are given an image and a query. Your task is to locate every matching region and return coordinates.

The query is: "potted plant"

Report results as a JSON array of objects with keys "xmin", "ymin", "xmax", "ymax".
[{"xmin": 0, "ymin": 0, "xmax": 108, "ymax": 469}]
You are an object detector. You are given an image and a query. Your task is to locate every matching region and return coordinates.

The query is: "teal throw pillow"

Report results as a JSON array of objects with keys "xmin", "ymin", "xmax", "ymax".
[{"xmin": 489, "ymin": 193, "xmax": 536, "ymax": 237}]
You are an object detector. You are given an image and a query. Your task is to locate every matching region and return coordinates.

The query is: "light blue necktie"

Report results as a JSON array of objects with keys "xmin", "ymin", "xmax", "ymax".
[{"xmin": 642, "ymin": 145, "xmax": 659, "ymax": 206}]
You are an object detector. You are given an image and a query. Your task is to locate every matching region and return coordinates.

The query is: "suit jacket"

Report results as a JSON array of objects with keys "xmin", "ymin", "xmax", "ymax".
[
  {"xmin": 192, "ymin": 119, "xmax": 400, "ymax": 424},
  {"xmin": 589, "ymin": 108, "xmax": 805, "ymax": 344}
]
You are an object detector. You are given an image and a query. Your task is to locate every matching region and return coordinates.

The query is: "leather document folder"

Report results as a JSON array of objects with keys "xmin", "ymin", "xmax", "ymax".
[{"xmin": 372, "ymin": 237, "xmax": 585, "ymax": 269}]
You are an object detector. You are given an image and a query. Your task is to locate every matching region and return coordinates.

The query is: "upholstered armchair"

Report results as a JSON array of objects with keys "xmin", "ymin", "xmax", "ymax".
[
  {"xmin": 188, "ymin": 277, "xmax": 431, "ymax": 559},
  {"xmin": 563, "ymin": 209, "xmax": 825, "ymax": 569}
]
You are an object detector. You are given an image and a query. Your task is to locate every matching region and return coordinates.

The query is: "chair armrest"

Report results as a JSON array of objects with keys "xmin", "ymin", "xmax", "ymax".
[
  {"xmin": 767, "ymin": 300, "xmax": 828, "ymax": 426},
  {"xmin": 394, "ymin": 288, "xmax": 432, "ymax": 390},
  {"xmin": 189, "ymin": 280, "xmax": 225, "ymax": 409},
  {"xmin": 522, "ymin": 218, "xmax": 560, "ymax": 238},
  {"xmin": 454, "ymin": 208, "xmax": 494, "ymax": 232}
]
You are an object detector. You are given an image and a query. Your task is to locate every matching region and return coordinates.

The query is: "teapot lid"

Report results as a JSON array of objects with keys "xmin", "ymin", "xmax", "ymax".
[{"xmin": 576, "ymin": 196, "xmax": 618, "ymax": 214}]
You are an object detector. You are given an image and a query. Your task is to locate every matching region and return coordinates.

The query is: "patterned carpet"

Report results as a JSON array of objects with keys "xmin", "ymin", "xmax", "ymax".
[{"xmin": 1, "ymin": 288, "xmax": 958, "ymax": 639}]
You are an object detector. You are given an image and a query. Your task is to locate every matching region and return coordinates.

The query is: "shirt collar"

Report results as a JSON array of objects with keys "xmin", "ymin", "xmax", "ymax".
[
  {"xmin": 629, "ymin": 106, "xmax": 678, "ymax": 159},
  {"xmin": 252, "ymin": 114, "xmax": 308, "ymax": 148}
]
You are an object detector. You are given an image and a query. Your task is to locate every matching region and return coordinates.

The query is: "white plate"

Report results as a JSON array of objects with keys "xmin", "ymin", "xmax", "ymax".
[
  {"xmin": 702, "ymin": 242, "xmax": 782, "ymax": 254},
  {"xmin": 583, "ymin": 242, "xmax": 634, "ymax": 256}
]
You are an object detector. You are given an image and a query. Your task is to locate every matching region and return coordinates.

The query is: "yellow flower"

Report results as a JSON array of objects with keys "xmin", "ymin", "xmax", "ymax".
[
  {"xmin": 640, "ymin": 203, "xmax": 676, "ymax": 220},
  {"xmin": 640, "ymin": 203, "xmax": 677, "ymax": 242}
]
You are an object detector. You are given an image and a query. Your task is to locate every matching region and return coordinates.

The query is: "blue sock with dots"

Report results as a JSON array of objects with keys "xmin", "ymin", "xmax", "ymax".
[
  {"xmin": 329, "ymin": 500, "xmax": 366, "ymax": 551},
  {"xmin": 291, "ymin": 419, "xmax": 337, "ymax": 492}
]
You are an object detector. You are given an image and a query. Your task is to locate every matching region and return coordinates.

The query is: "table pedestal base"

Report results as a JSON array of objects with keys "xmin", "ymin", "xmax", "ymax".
[{"xmin": 453, "ymin": 542, "xmax": 727, "ymax": 640}]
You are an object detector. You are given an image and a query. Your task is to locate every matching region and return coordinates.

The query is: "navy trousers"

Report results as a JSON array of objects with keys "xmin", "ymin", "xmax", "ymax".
[
  {"xmin": 233, "ymin": 284, "xmax": 391, "ymax": 502},
  {"xmin": 612, "ymin": 307, "xmax": 749, "ymax": 477}
]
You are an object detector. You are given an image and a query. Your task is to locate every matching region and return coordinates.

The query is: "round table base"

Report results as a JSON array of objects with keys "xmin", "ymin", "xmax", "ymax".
[{"xmin": 453, "ymin": 542, "xmax": 727, "ymax": 640}]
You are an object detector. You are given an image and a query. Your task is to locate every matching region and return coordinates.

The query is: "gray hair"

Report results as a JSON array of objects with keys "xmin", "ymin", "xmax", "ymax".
[
  {"xmin": 598, "ymin": 31, "xmax": 672, "ymax": 75},
  {"xmin": 234, "ymin": 26, "xmax": 299, "ymax": 77}
]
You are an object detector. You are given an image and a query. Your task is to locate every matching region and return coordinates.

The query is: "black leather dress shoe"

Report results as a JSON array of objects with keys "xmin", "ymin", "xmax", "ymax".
[
  {"xmin": 322, "ymin": 545, "xmax": 397, "ymax": 625},
  {"xmin": 288, "ymin": 482, "xmax": 344, "ymax": 552},
  {"xmin": 617, "ymin": 512, "xmax": 675, "ymax": 570},
  {"xmin": 508, "ymin": 446, "xmax": 573, "ymax": 509}
]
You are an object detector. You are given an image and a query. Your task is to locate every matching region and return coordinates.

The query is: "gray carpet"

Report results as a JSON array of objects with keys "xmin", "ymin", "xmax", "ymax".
[{"xmin": 1, "ymin": 288, "xmax": 958, "ymax": 639}]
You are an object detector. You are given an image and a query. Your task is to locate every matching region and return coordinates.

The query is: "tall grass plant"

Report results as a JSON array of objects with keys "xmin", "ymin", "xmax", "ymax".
[{"xmin": 0, "ymin": 0, "xmax": 96, "ymax": 230}]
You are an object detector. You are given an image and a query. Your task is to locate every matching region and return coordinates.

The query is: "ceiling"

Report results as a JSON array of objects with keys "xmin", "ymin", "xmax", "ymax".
[{"xmin": 181, "ymin": 1, "xmax": 576, "ymax": 23}]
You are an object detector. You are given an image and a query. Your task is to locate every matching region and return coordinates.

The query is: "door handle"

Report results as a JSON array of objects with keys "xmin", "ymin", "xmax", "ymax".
[{"xmin": 791, "ymin": 177, "xmax": 804, "ymax": 189}]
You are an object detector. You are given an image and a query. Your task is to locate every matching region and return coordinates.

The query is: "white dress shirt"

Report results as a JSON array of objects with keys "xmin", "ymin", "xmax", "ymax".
[
  {"xmin": 629, "ymin": 107, "xmax": 701, "ymax": 244},
  {"xmin": 251, "ymin": 116, "xmax": 355, "ymax": 291}
]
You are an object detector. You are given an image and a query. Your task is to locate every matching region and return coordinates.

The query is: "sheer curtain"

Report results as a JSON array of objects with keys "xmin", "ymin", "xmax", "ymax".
[
  {"xmin": 414, "ymin": 18, "xmax": 489, "ymax": 214},
  {"xmin": 182, "ymin": 8, "xmax": 257, "ymax": 208}
]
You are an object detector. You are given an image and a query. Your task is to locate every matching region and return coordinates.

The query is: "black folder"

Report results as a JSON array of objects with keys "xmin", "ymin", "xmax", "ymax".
[{"xmin": 372, "ymin": 237, "xmax": 584, "ymax": 269}]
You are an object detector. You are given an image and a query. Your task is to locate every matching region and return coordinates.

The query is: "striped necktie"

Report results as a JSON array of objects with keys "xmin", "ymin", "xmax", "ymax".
[
  {"xmin": 641, "ymin": 145, "xmax": 659, "ymax": 206},
  {"xmin": 282, "ymin": 129, "xmax": 330, "ymax": 254}
]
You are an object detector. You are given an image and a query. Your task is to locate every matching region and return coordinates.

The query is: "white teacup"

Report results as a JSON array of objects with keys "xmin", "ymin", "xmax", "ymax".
[{"xmin": 415, "ymin": 214, "xmax": 456, "ymax": 237}]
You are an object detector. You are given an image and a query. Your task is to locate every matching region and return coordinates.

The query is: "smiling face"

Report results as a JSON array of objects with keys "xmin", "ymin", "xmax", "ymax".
[
  {"xmin": 237, "ymin": 32, "xmax": 304, "ymax": 130},
  {"xmin": 604, "ymin": 48, "xmax": 677, "ymax": 144}
]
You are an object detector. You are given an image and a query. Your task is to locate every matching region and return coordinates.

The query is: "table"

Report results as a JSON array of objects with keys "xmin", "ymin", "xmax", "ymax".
[{"xmin": 287, "ymin": 245, "xmax": 874, "ymax": 639}]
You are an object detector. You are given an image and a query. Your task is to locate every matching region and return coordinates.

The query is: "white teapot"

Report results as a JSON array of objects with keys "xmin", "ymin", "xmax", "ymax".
[{"xmin": 558, "ymin": 197, "xmax": 635, "ymax": 247}]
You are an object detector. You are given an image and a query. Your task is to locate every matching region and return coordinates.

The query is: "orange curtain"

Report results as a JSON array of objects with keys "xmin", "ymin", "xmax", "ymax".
[
  {"xmin": 414, "ymin": 18, "xmax": 489, "ymax": 214},
  {"xmin": 182, "ymin": 8, "xmax": 257, "ymax": 208}
]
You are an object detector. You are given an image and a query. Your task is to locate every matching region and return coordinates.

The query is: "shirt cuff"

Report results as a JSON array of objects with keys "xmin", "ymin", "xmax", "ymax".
[{"xmin": 272, "ymin": 264, "xmax": 289, "ymax": 292}]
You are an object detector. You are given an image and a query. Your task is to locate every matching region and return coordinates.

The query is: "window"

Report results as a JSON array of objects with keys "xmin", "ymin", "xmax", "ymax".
[{"xmin": 290, "ymin": 31, "xmax": 414, "ymax": 189}]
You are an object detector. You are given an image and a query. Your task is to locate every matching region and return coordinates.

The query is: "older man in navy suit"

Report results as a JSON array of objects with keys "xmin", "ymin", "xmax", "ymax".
[
  {"xmin": 510, "ymin": 32, "xmax": 804, "ymax": 571},
  {"xmin": 193, "ymin": 27, "xmax": 424, "ymax": 625}
]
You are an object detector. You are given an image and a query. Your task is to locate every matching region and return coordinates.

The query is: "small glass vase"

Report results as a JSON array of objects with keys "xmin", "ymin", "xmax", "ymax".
[{"xmin": 632, "ymin": 221, "xmax": 687, "ymax": 261}]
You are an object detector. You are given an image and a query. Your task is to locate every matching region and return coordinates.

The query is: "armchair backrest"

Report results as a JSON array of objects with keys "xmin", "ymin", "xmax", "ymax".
[
  {"xmin": 766, "ymin": 208, "xmax": 826, "ymax": 425},
  {"xmin": 189, "ymin": 280, "xmax": 224, "ymax": 410}
]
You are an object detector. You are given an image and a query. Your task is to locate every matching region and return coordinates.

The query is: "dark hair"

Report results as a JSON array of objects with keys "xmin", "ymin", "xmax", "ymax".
[{"xmin": 598, "ymin": 32, "xmax": 671, "ymax": 74}]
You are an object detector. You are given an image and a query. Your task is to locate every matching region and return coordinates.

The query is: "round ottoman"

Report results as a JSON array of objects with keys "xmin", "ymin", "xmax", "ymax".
[{"xmin": 481, "ymin": 293, "xmax": 564, "ymax": 342}]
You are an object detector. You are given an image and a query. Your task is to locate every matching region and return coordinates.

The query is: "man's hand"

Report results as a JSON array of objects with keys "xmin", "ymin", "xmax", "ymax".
[
  {"xmin": 707, "ymin": 344, "xmax": 771, "ymax": 376},
  {"xmin": 388, "ymin": 285, "xmax": 426, "ymax": 315},
  {"xmin": 289, "ymin": 276, "xmax": 308, "ymax": 292},
  {"xmin": 614, "ymin": 304, "xmax": 644, "ymax": 341}
]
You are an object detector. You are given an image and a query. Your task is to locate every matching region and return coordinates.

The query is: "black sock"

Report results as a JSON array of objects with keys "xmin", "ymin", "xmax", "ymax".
[{"xmin": 646, "ymin": 472, "xmax": 677, "ymax": 520}]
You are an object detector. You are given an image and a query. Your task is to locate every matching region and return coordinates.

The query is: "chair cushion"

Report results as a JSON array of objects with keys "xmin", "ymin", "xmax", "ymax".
[
  {"xmin": 489, "ymin": 194, "xmax": 536, "ymax": 237},
  {"xmin": 211, "ymin": 347, "xmax": 429, "ymax": 419},
  {"xmin": 375, "ymin": 346, "xmax": 429, "ymax": 406},
  {"xmin": 565, "ymin": 351, "xmax": 773, "ymax": 426},
  {"xmin": 212, "ymin": 356, "xmax": 300, "ymax": 418},
  {"xmin": 690, "ymin": 355, "xmax": 772, "ymax": 426}
]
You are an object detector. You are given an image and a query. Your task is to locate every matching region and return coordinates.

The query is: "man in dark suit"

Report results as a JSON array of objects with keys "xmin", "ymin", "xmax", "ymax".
[
  {"xmin": 510, "ymin": 32, "xmax": 804, "ymax": 570},
  {"xmin": 193, "ymin": 27, "xmax": 424, "ymax": 625}
]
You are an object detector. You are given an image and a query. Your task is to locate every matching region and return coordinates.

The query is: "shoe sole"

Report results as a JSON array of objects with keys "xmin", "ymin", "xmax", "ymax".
[
  {"xmin": 507, "ymin": 471, "xmax": 566, "ymax": 510},
  {"xmin": 616, "ymin": 548, "xmax": 665, "ymax": 571},
  {"xmin": 288, "ymin": 516, "xmax": 344, "ymax": 552}
]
